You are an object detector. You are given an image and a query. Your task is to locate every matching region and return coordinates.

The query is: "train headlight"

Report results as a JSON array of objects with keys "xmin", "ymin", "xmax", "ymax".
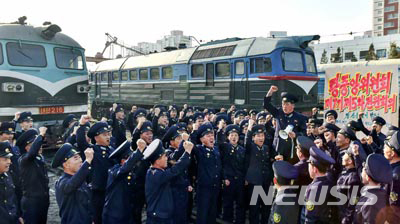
[
  {"xmin": 77, "ymin": 84, "xmax": 89, "ymax": 93},
  {"xmin": 2, "ymin": 82, "xmax": 24, "ymax": 92}
]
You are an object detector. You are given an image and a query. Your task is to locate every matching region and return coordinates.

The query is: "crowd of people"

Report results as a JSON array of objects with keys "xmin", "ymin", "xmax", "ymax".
[{"xmin": 0, "ymin": 85, "xmax": 399, "ymax": 224}]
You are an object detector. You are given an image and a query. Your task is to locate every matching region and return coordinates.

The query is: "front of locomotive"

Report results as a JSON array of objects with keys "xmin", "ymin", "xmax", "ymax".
[
  {"xmin": 251, "ymin": 35, "xmax": 320, "ymax": 114},
  {"xmin": 0, "ymin": 24, "xmax": 89, "ymax": 147}
]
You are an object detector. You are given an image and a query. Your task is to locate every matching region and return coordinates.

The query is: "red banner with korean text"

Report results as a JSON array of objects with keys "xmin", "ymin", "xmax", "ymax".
[{"xmin": 324, "ymin": 62, "xmax": 399, "ymax": 135}]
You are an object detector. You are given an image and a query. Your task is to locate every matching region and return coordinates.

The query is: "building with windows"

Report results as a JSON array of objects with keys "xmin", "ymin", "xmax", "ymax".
[
  {"xmin": 373, "ymin": 0, "xmax": 399, "ymax": 36},
  {"xmin": 132, "ymin": 30, "xmax": 192, "ymax": 55},
  {"xmin": 312, "ymin": 32, "xmax": 400, "ymax": 64}
]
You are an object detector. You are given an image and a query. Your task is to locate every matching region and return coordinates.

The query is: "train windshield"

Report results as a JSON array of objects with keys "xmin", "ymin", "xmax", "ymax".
[
  {"xmin": 281, "ymin": 51, "xmax": 304, "ymax": 72},
  {"xmin": 54, "ymin": 47, "xmax": 84, "ymax": 70},
  {"xmin": 6, "ymin": 42, "xmax": 47, "ymax": 67},
  {"xmin": 305, "ymin": 53, "xmax": 317, "ymax": 73}
]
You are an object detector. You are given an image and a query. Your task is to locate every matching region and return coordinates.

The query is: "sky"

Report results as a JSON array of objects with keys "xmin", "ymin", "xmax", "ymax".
[{"xmin": 1, "ymin": 0, "xmax": 372, "ymax": 57}]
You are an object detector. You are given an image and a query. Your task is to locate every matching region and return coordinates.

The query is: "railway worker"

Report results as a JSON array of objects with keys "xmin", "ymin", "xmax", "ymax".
[
  {"xmin": 0, "ymin": 121, "xmax": 22, "ymax": 216},
  {"xmin": 52, "ymin": 144, "xmax": 94, "ymax": 224},
  {"xmin": 193, "ymin": 112, "xmax": 205, "ymax": 127},
  {"xmin": 75, "ymin": 115, "xmax": 92, "ymax": 160},
  {"xmin": 130, "ymin": 118, "xmax": 153, "ymax": 224},
  {"xmin": 345, "ymin": 121, "xmax": 368, "ymax": 162},
  {"xmin": 303, "ymin": 146, "xmax": 336, "ymax": 224},
  {"xmin": 162, "ymin": 129, "xmax": 192, "ymax": 224},
  {"xmin": 191, "ymin": 122, "xmax": 222, "ymax": 224},
  {"xmin": 102, "ymin": 140, "xmax": 146, "ymax": 224},
  {"xmin": 152, "ymin": 107, "xmax": 170, "ymax": 139},
  {"xmin": 354, "ymin": 154, "xmax": 392, "ymax": 224},
  {"xmin": 294, "ymin": 136, "xmax": 314, "ymax": 187},
  {"xmin": 110, "ymin": 104, "xmax": 127, "ymax": 148},
  {"xmin": 383, "ymin": 131, "xmax": 400, "ymax": 223},
  {"xmin": 239, "ymin": 119, "xmax": 249, "ymax": 146},
  {"xmin": 168, "ymin": 105, "xmax": 179, "ymax": 126},
  {"xmin": 128, "ymin": 108, "xmax": 148, "ymax": 134},
  {"xmin": 358, "ymin": 114, "xmax": 387, "ymax": 154},
  {"xmin": 268, "ymin": 160, "xmax": 300, "ymax": 224},
  {"xmin": 86, "ymin": 122, "xmax": 115, "ymax": 224},
  {"xmin": 249, "ymin": 109, "xmax": 258, "ymax": 121},
  {"xmin": 324, "ymin": 110, "xmax": 338, "ymax": 124},
  {"xmin": 256, "ymin": 112, "xmax": 267, "ymax": 125},
  {"xmin": 263, "ymin": 85, "xmax": 308, "ymax": 164},
  {"xmin": 17, "ymin": 127, "xmax": 50, "ymax": 224},
  {"xmin": 336, "ymin": 146, "xmax": 361, "ymax": 224},
  {"xmin": 216, "ymin": 124, "xmax": 246, "ymax": 224},
  {"xmin": 234, "ymin": 110, "xmax": 247, "ymax": 125},
  {"xmin": 61, "ymin": 114, "xmax": 78, "ymax": 143},
  {"xmin": 322, "ymin": 123, "xmax": 340, "ymax": 151},
  {"xmin": 306, "ymin": 118, "xmax": 323, "ymax": 141},
  {"xmin": 145, "ymin": 139, "xmax": 193, "ymax": 224},
  {"xmin": 245, "ymin": 119, "xmax": 276, "ymax": 224},
  {"xmin": 0, "ymin": 142, "xmax": 23, "ymax": 224},
  {"xmin": 14, "ymin": 111, "xmax": 34, "ymax": 140},
  {"xmin": 127, "ymin": 105, "xmax": 138, "ymax": 133}
]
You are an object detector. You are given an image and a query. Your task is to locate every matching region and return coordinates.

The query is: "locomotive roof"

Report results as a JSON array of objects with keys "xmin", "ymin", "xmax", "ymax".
[
  {"xmin": 94, "ymin": 35, "xmax": 319, "ymax": 71},
  {"xmin": 0, "ymin": 24, "xmax": 83, "ymax": 48}
]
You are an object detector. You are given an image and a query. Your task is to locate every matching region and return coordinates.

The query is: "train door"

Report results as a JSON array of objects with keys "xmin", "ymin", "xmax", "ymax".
[
  {"xmin": 233, "ymin": 60, "xmax": 247, "ymax": 105},
  {"xmin": 206, "ymin": 63, "xmax": 214, "ymax": 86}
]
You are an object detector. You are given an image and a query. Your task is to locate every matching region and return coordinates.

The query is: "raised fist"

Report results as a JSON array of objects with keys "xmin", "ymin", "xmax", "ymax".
[
  {"xmin": 269, "ymin": 85, "xmax": 278, "ymax": 93},
  {"xmin": 39, "ymin": 127, "xmax": 47, "ymax": 136},
  {"xmin": 181, "ymin": 133, "xmax": 190, "ymax": 141},
  {"xmin": 183, "ymin": 141, "xmax": 194, "ymax": 153},
  {"xmin": 84, "ymin": 148, "xmax": 94, "ymax": 164},
  {"xmin": 136, "ymin": 139, "xmax": 147, "ymax": 152}
]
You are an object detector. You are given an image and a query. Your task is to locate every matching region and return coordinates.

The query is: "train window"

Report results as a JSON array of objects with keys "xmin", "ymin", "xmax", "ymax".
[
  {"xmin": 305, "ymin": 53, "xmax": 317, "ymax": 73},
  {"xmin": 121, "ymin": 71, "xmax": 128, "ymax": 81},
  {"xmin": 6, "ymin": 42, "xmax": 47, "ymax": 67},
  {"xmin": 191, "ymin": 64, "xmax": 204, "ymax": 78},
  {"xmin": 250, "ymin": 58, "xmax": 272, "ymax": 73},
  {"xmin": 0, "ymin": 44, "xmax": 3, "ymax": 65},
  {"xmin": 101, "ymin": 72, "xmax": 108, "ymax": 81},
  {"xmin": 139, "ymin": 69, "xmax": 148, "ymax": 80},
  {"xmin": 162, "ymin": 67, "xmax": 173, "ymax": 79},
  {"xmin": 216, "ymin": 62, "xmax": 230, "ymax": 77},
  {"xmin": 54, "ymin": 48, "xmax": 84, "ymax": 70},
  {"xmin": 112, "ymin": 71, "xmax": 119, "ymax": 81},
  {"xmin": 235, "ymin": 61, "xmax": 244, "ymax": 75},
  {"xmin": 282, "ymin": 51, "xmax": 304, "ymax": 72},
  {"xmin": 192, "ymin": 45, "xmax": 236, "ymax": 60},
  {"xmin": 150, "ymin": 68, "xmax": 160, "ymax": 80},
  {"xmin": 130, "ymin": 70, "xmax": 138, "ymax": 80}
]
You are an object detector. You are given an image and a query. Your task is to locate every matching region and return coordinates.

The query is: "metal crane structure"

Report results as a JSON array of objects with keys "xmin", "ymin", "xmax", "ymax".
[{"xmin": 100, "ymin": 33, "xmax": 145, "ymax": 58}]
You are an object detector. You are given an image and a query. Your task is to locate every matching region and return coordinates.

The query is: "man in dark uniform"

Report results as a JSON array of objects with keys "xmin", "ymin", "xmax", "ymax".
[
  {"xmin": 294, "ymin": 136, "xmax": 314, "ymax": 187},
  {"xmin": 52, "ymin": 143, "xmax": 94, "ymax": 224},
  {"xmin": 263, "ymin": 85, "xmax": 307, "ymax": 164},
  {"xmin": 145, "ymin": 139, "xmax": 193, "ymax": 224},
  {"xmin": 17, "ymin": 127, "xmax": 49, "ymax": 224},
  {"xmin": 102, "ymin": 140, "xmax": 146, "ymax": 224},
  {"xmin": 337, "ymin": 148, "xmax": 361, "ymax": 224},
  {"xmin": 130, "ymin": 118, "xmax": 153, "ymax": 224},
  {"xmin": 216, "ymin": 124, "xmax": 246, "ymax": 224},
  {"xmin": 324, "ymin": 110, "xmax": 337, "ymax": 124},
  {"xmin": 304, "ymin": 146, "xmax": 336, "ymax": 224},
  {"xmin": 269, "ymin": 160, "xmax": 299, "ymax": 224},
  {"xmin": 127, "ymin": 105, "xmax": 138, "ymax": 133},
  {"xmin": 111, "ymin": 104, "xmax": 127, "ymax": 148},
  {"xmin": 14, "ymin": 111, "xmax": 34, "ymax": 140},
  {"xmin": 0, "ymin": 142, "xmax": 22, "ymax": 224},
  {"xmin": 162, "ymin": 126, "xmax": 192, "ymax": 224},
  {"xmin": 249, "ymin": 110, "xmax": 258, "ymax": 121},
  {"xmin": 61, "ymin": 114, "xmax": 78, "ymax": 143},
  {"xmin": 355, "ymin": 154, "xmax": 392, "ymax": 224},
  {"xmin": 87, "ymin": 122, "xmax": 115, "ymax": 224},
  {"xmin": 192, "ymin": 123, "xmax": 222, "ymax": 224},
  {"xmin": 358, "ymin": 115, "xmax": 386, "ymax": 154},
  {"xmin": 245, "ymin": 119, "xmax": 276, "ymax": 224},
  {"xmin": 127, "ymin": 107, "xmax": 146, "ymax": 134},
  {"xmin": 234, "ymin": 110, "xmax": 247, "ymax": 125},
  {"xmin": 168, "ymin": 105, "xmax": 179, "ymax": 126},
  {"xmin": 152, "ymin": 107, "xmax": 170, "ymax": 139},
  {"xmin": 383, "ymin": 130, "xmax": 400, "ymax": 223}
]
